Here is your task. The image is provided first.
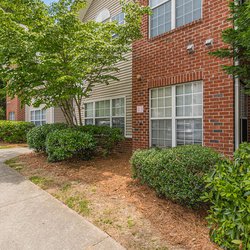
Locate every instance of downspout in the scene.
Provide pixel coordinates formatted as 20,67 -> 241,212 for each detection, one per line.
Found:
234,0 -> 240,150
234,75 -> 240,150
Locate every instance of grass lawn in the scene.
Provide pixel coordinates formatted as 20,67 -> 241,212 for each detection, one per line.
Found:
0,143 -> 28,149
7,152 -> 220,250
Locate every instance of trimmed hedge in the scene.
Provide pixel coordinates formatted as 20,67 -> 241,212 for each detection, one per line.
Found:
46,129 -> 96,162
77,125 -> 124,155
203,143 -> 250,250
27,123 -> 69,152
0,120 -> 35,143
131,145 -> 221,208
27,124 -> 124,155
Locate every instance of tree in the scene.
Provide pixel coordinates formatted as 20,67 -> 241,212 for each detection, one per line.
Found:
211,0 -> 250,90
0,79 -> 6,120
0,0 -> 150,125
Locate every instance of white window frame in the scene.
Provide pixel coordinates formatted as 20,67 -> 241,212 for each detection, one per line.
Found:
149,82 -> 203,148
84,96 -> 127,137
9,112 -> 15,121
30,109 -> 46,126
149,0 -> 203,38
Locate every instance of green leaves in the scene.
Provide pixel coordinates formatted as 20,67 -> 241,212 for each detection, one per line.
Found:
131,145 -> 222,208
0,0 -> 149,125
211,1 -> 250,87
203,143 -> 250,250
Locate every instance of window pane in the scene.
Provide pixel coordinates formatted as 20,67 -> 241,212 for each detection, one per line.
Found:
176,82 -> 203,118
112,117 -> 125,134
151,0 -> 172,37
112,98 -> 125,117
85,119 -> 94,125
95,118 -> 110,127
176,119 -> 202,145
176,0 -> 202,28
151,119 -> 172,148
95,100 -> 110,117
151,87 -> 172,118
85,103 -> 93,118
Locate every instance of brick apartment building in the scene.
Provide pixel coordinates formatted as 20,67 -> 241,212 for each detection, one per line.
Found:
6,0 -> 249,156
6,96 -> 25,121
132,0 -> 249,156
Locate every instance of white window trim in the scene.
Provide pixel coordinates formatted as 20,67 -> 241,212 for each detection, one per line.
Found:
30,108 -> 46,126
149,0 -> 203,38
149,82 -> 203,148
9,112 -> 15,121
84,96 -> 128,138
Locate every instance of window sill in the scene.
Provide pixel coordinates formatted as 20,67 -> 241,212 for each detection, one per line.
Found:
148,19 -> 203,42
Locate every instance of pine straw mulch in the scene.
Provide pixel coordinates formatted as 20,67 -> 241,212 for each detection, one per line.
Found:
15,152 -> 220,250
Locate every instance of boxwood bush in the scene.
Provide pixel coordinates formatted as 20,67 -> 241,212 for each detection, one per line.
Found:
131,145 -> 221,208
77,125 -> 124,155
27,123 -> 69,152
203,143 -> 250,250
46,129 -> 96,162
0,120 -> 35,143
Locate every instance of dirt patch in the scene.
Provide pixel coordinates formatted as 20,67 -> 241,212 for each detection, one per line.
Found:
14,152 -> 219,250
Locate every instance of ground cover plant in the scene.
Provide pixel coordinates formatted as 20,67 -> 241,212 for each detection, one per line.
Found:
131,145 -> 222,208
0,120 -> 34,143
203,143 -> 250,250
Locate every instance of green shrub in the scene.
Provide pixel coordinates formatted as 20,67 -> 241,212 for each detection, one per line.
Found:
27,123 -> 69,152
203,143 -> 250,250
0,120 -> 35,143
46,129 -> 96,162
131,145 -> 221,208
77,125 -> 124,155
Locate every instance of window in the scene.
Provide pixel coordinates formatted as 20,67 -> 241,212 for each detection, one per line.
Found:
30,109 -> 46,126
96,8 -> 111,23
9,112 -> 15,121
176,0 -> 202,27
111,12 -> 125,25
150,0 -> 202,37
150,81 -> 203,147
84,98 -> 125,134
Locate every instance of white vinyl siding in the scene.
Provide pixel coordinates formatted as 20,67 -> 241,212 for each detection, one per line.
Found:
81,0 -> 132,138
150,81 -> 203,147
150,0 -> 202,37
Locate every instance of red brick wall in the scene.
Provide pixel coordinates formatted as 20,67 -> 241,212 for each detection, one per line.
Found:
6,96 -> 25,121
132,0 -> 234,156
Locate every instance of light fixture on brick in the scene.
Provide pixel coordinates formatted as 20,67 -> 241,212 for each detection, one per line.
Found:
205,38 -> 214,47
187,44 -> 195,53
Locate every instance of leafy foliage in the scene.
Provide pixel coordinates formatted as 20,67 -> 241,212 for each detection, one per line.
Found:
46,129 -> 96,162
203,143 -> 250,250
0,0 -> 150,125
77,125 -> 124,155
131,145 -> 222,208
211,1 -> 250,88
0,80 -> 5,120
27,123 -> 69,152
0,120 -> 35,143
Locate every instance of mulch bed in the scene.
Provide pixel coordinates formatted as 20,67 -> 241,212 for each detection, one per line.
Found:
17,152 -> 220,250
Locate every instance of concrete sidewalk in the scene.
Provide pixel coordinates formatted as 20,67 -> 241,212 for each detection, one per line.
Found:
0,148 -> 125,250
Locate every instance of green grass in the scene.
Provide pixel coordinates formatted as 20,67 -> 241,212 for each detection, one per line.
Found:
127,217 -> 136,229
5,158 -> 24,171
29,176 -> 53,189
65,196 -> 90,216
60,183 -> 72,192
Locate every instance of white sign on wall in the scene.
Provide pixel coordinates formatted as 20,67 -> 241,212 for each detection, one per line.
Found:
137,105 -> 144,114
